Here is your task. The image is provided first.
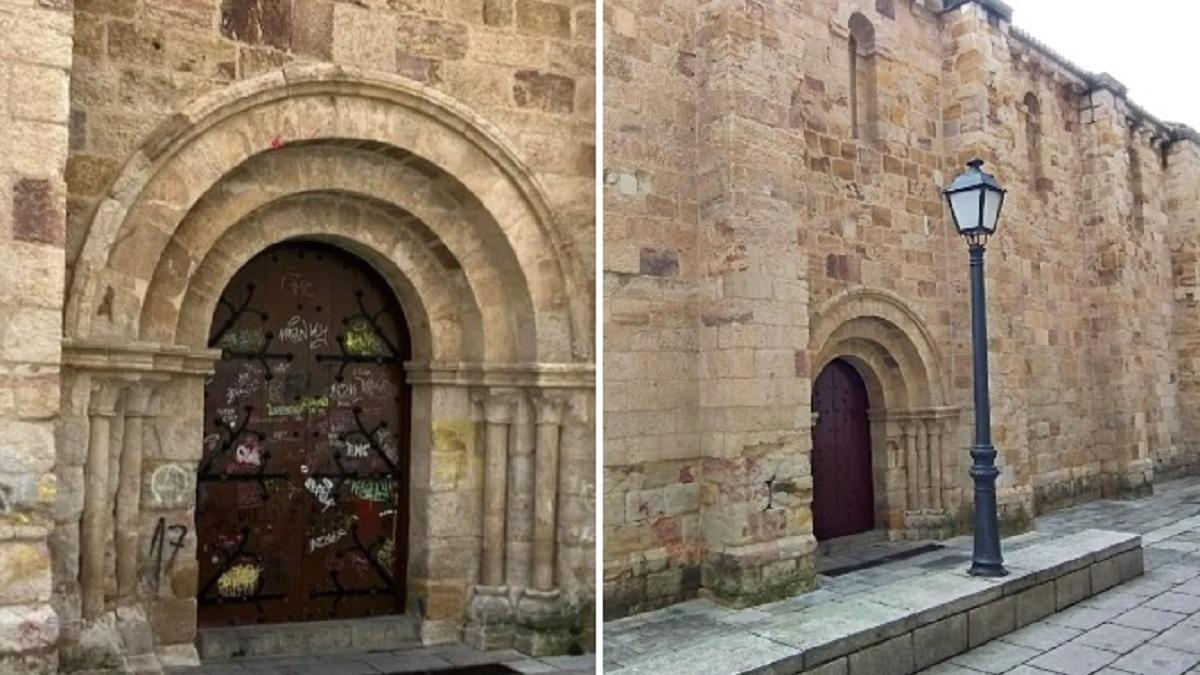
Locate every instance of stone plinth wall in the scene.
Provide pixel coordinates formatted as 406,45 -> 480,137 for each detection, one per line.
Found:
0,1 -> 73,673
603,0 -> 1200,618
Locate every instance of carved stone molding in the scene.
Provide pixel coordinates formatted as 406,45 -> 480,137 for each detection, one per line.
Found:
64,340 -> 220,378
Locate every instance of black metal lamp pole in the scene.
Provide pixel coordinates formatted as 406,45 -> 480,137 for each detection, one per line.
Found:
966,239 -> 1006,576
944,159 -> 1008,578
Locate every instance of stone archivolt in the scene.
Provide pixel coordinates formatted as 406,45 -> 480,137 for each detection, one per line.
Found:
53,66 -> 594,671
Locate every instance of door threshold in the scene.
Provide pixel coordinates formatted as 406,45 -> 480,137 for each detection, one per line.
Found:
198,614 -> 420,660
816,531 -> 945,577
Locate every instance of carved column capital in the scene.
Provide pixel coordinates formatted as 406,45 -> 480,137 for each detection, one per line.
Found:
88,379 -> 126,417
123,382 -> 161,418
531,392 -> 569,426
474,388 -> 519,424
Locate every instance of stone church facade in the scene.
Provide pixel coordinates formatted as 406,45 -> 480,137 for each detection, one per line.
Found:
604,0 -> 1200,617
0,0 -> 595,672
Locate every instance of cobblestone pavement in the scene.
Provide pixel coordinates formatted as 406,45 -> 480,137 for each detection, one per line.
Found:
171,645 -> 594,674
605,477 -> 1200,673
920,477 -> 1200,675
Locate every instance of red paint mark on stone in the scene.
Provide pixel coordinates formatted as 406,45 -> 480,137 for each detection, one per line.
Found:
651,517 -> 682,545
270,136 -> 285,150
678,465 -> 694,484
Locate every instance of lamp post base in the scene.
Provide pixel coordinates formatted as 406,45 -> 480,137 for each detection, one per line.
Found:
968,561 -> 1008,577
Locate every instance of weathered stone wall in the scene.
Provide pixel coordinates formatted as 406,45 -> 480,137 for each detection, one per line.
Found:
0,1 -> 73,672
603,0 -> 1200,618
67,0 -> 595,289
602,0 -> 703,617
19,0 -> 597,670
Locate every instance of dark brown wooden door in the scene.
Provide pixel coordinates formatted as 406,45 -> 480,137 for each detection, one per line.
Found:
198,241 -> 411,626
811,359 -> 875,541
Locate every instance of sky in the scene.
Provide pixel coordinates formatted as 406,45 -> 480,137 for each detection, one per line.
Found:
1002,0 -> 1200,130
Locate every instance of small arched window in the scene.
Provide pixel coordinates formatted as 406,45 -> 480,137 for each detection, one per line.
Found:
848,13 -> 878,142
1022,92 -> 1044,191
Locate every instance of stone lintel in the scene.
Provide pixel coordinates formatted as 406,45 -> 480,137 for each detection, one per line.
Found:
63,339 -> 220,377
406,360 -> 595,389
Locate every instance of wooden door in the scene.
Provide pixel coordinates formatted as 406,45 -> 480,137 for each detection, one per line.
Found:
197,241 -> 411,626
811,359 -> 875,541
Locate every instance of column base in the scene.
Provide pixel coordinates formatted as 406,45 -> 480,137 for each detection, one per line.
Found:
701,535 -> 817,608
513,589 -> 577,657
63,607 -> 161,674
904,509 -> 954,539
462,585 -> 514,650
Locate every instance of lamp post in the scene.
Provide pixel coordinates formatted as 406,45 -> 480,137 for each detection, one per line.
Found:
944,159 -> 1008,578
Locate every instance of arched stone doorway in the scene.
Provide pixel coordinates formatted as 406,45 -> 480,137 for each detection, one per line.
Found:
197,241 -> 412,626
808,288 -> 958,539
57,66 -> 594,670
811,359 -> 875,541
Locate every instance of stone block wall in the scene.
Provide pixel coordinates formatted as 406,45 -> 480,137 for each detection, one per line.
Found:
66,0 -> 595,300
602,0 -> 703,617
603,0 -> 1200,618
0,1 -> 73,672
14,0 -> 598,669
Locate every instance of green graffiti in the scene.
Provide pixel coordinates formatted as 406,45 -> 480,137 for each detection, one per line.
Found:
344,318 -> 384,356
350,478 -> 393,502
218,327 -> 266,352
267,394 -> 328,417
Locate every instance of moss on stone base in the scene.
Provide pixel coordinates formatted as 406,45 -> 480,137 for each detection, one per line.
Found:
702,553 -> 817,609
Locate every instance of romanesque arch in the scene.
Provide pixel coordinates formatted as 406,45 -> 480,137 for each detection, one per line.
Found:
57,65 -> 594,669
808,287 -> 957,535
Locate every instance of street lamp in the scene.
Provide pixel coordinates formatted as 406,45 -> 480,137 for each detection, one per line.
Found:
944,159 -> 1008,577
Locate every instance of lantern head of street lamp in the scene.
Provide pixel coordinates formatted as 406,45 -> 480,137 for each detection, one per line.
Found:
944,159 -> 1006,248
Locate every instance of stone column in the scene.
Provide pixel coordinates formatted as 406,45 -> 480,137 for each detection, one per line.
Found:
531,394 -> 565,591
506,395 -> 535,591
481,390 -> 516,587
115,384 -> 154,602
929,418 -> 944,512
515,393 -> 572,655
465,389 -> 518,649
81,381 -> 123,619
916,418 -> 930,510
902,419 -> 919,513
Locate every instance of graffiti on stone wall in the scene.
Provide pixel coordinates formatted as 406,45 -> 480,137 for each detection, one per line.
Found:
147,464 -> 194,509
148,516 -> 188,592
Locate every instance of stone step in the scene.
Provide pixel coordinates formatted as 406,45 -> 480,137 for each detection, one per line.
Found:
197,615 -> 421,660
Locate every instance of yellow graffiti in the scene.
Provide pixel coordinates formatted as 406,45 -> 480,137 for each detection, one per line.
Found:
217,563 -> 261,598
344,319 -> 384,356
299,394 -> 330,413
267,395 -> 328,417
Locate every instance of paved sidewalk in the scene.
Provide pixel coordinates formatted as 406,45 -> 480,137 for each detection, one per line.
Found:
605,477 -> 1200,674
171,644 -> 594,674
920,478 -> 1200,675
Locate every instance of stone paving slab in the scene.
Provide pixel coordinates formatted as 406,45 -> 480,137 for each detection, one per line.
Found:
170,645 -> 594,675
607,477 -> 1200,674
910,476 -> 1200,675
605,529 -> 1142,673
